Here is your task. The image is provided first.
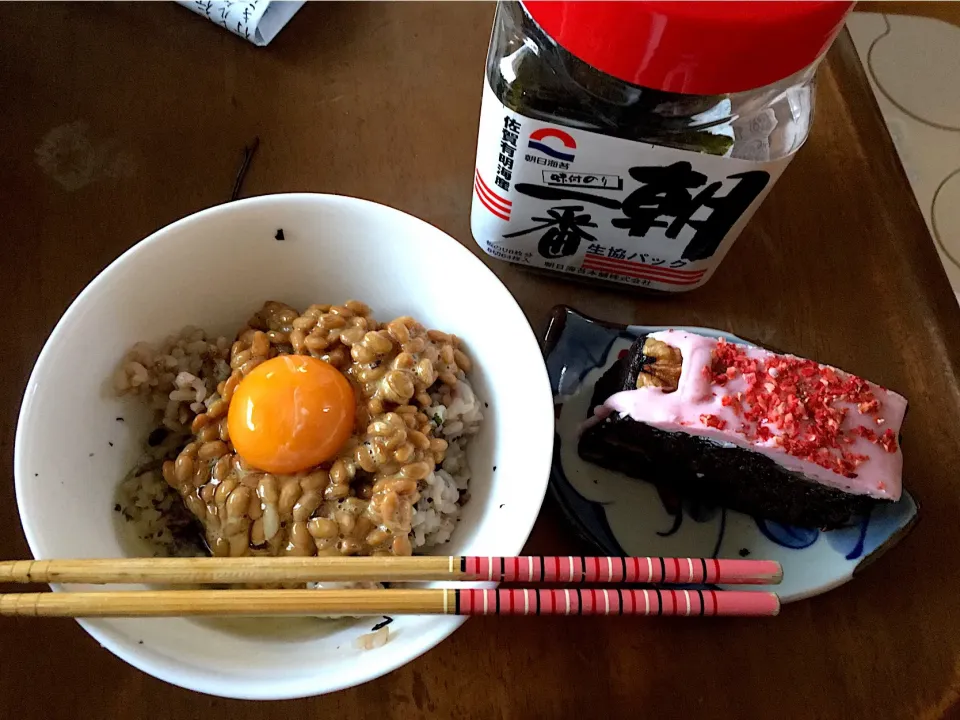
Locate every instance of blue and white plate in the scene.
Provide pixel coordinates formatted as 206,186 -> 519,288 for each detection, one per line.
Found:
544,306 -> 920,602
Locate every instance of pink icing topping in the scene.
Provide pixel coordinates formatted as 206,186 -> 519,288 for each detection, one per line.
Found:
598,331 -> 906,501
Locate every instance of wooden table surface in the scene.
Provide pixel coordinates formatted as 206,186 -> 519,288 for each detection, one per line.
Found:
2,3 -> 959,718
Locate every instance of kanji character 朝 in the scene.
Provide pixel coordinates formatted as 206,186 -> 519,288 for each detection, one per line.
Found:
611,162 -> 769,261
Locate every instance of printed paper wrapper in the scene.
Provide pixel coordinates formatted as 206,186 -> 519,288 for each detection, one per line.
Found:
177,1 -> 305,47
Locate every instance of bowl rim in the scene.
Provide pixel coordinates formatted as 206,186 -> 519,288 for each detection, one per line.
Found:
14,192 -> 555,700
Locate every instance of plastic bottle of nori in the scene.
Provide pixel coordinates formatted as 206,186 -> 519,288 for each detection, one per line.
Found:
470,1 -> 854,291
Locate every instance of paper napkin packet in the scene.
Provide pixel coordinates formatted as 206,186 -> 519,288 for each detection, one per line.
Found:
177,0 -> 305,46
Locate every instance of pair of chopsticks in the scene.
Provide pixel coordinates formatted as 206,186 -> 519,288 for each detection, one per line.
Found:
0,556 -> 781,618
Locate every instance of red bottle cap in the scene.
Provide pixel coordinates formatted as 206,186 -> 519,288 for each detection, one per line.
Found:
522,1 -> 855,95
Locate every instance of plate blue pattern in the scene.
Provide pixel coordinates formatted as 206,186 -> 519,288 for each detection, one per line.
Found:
544,306 -> 920,602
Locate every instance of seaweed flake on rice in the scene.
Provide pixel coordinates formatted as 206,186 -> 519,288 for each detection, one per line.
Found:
114,466 -> 207,557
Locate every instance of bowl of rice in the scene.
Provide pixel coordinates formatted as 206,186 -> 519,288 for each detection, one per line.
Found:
14,193 -> 554,699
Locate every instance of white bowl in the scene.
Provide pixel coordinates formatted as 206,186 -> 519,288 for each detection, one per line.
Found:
14,194 -> 554,699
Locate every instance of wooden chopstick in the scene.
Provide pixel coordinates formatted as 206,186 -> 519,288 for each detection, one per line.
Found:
0,556 -> 782,586
0,588 -> 780,618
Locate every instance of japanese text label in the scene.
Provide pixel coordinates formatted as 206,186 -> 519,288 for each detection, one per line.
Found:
471,79 -> 797,291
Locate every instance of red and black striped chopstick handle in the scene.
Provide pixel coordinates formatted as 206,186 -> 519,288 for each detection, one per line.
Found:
448,588 -> 779,617
458,556 -> 781,585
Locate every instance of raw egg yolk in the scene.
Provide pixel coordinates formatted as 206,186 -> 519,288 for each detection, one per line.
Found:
227,355 -> 355,474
